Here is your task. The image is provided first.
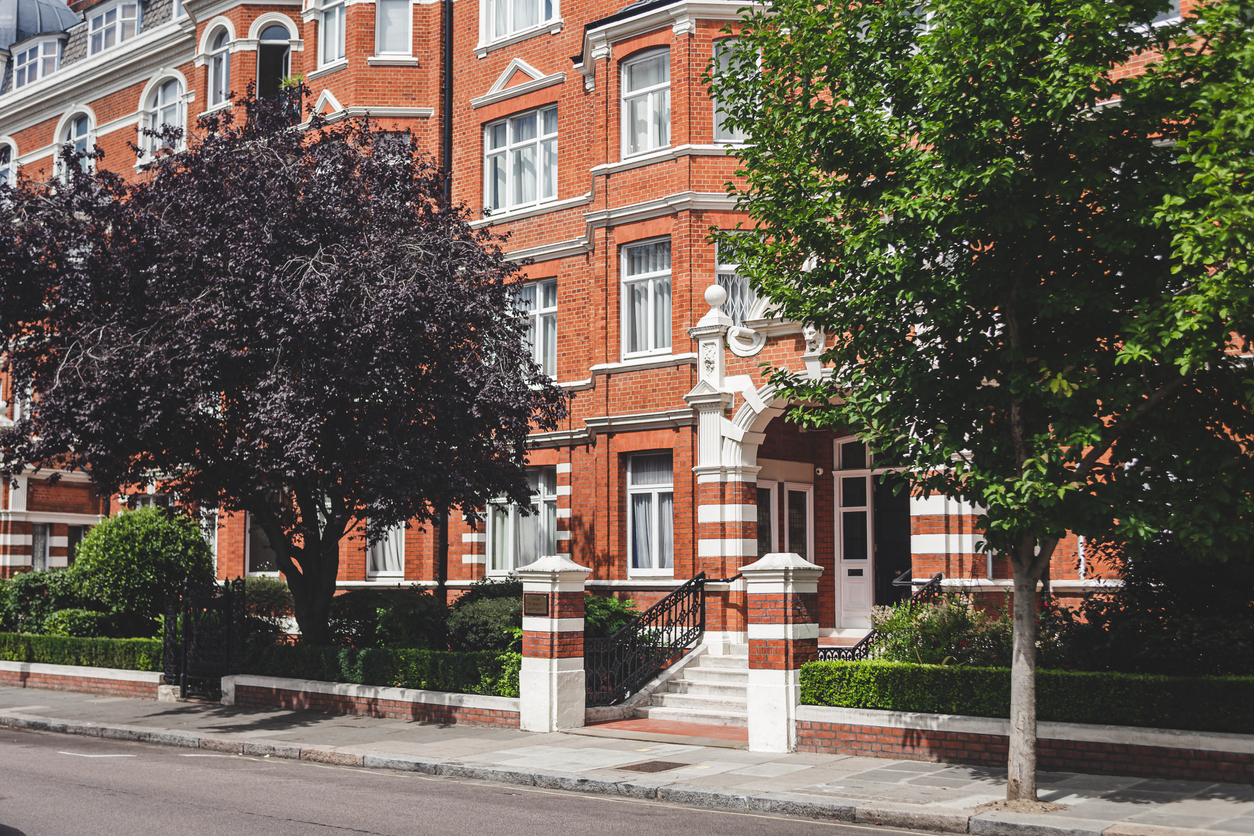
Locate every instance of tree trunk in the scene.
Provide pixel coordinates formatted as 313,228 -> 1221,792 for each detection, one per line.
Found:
285,542 -> 341,646
434,508 -> 449,610
1006,535 -> 1057,801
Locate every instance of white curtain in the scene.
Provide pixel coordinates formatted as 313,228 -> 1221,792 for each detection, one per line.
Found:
658,492 -> 673,569
632,494 -> 654,569
653,275 -> 671,349
629,282 -> 649,353
378,0 -> 409,53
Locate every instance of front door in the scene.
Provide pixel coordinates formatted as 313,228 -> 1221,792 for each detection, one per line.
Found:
834,440 -> 912,627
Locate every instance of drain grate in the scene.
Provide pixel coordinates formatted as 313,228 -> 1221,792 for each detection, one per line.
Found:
617,760 -> 689,773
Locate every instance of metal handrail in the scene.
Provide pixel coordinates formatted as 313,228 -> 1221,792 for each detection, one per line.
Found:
816,572 -> 944,662
584,570 -> 743,707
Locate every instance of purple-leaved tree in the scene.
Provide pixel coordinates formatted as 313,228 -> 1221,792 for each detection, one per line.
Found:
0,89 -> 568,644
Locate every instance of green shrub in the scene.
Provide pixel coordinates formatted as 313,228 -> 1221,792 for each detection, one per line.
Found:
800,660 -> 1254,734
43,609 -> 114,638
447,597 -> 522,652
242,643 -> 519,696
455,576 -> 523,609
241,576 -> 295,648
0,570 -> 84,635
68,507 -> 215,637
585,594 -> 638,638
871,594 -> 1012,666
328,586 -> 447,649
0,632 -> 162,671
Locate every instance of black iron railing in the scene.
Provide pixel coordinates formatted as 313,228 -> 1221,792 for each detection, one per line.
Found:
816,571 -> 944,662
164,577 -> 245,699
585,571 -> 741,707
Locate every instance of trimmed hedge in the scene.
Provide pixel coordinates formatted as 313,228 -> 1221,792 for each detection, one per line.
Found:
243,644 -> 521,698
0,632 -> 163,671
800,660 -> 1254,734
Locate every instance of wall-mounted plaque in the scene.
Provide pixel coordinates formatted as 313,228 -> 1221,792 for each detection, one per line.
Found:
522,593 -> 549,617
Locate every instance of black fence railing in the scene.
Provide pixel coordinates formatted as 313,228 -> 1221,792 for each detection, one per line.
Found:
585,571 -> 742,707
816,571 -> 944,662
164,577 -> 245,699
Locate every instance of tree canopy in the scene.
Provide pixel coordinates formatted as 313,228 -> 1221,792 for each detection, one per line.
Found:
0,90 -> 567,643
710,0 -> 1254,800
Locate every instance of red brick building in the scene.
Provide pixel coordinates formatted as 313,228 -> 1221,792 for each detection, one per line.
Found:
0,0 -> 1131,639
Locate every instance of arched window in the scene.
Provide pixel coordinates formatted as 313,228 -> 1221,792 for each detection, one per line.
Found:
208,29 -> 231,107
60,114 -> 92,181
145,78 -> 184,155
257,25 -> 292,99
0,142 -> 15,187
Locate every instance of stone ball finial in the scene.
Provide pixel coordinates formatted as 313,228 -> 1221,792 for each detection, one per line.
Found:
705,284 -> 728,310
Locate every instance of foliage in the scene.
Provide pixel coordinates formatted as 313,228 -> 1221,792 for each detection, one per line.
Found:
1051,537 -> 1254,676
245,575 -> 295,621
446,597 -> 522,652
42,609 -> 114,638
0,632 -> 162,671
0,86 -> 567,644
242,644 -> 521,697
67,507 -> 214,637
710,0 -> 1254,796
0,570 -> 85,635
584,594 -> 638,639
454,576 -> 523,610
800,660 -> 1254,735
872,595 -> 1012,667
328,587 -> 447,649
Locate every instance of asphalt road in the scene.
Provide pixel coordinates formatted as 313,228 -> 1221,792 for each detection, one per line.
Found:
0,728 -> 918,836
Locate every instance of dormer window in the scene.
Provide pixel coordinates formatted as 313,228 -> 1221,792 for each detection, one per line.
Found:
15,40 -> 59,89
90,3 -> 139,55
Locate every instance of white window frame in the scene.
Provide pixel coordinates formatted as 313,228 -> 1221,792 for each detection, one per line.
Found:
712,39 -> 747,144
483,105 -> 558,213
208,28 -> 232,108
518,279 -> 557,378
782,481 -> 815,562
376,0 -> 413,56
320,0 -> 347,66
1151,0 -> 1182,25
486,0 -> 557,44
715,238 -> 759,328
89,2 -> 140,56
200,508 -> 219,575
621,48 -> 670,158
621,238 -> 672,358
30,523 -> 50,571
755,479 -> 778,557
245,513 -> 280,575
144,78 -> 185,157
0,141 -> 16,188
627,453 -> 674,576
487,466 -> 557,575
14,40 -> 59,90
59,113 -> 94,182
367,523 -> 406,580
256,24 -> 294,99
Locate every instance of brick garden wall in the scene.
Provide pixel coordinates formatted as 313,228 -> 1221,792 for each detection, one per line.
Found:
0,663 -> 161,699
231,680 -> 520,729
796,709 -> 1254,785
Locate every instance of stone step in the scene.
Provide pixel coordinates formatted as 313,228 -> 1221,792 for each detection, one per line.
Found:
681,667 -> 749,686
662,680 -> 747,698
650,692 -> 747,712
695,654 -> 750,670
634,705 -> 749,727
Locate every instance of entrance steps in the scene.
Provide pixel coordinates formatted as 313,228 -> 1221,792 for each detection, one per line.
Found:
633,645 -> 749,727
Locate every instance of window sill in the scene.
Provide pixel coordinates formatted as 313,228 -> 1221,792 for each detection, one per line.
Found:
307,59 -> 348,80
367,55 -> 419,66
620,349 -> 674,364
366,574 -> 406,582
474,19 -> 563,59
197,101 -> 232,119
628,569 -> 675,579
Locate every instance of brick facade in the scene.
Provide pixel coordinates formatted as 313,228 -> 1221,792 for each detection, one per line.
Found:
0,0 -> 1151,629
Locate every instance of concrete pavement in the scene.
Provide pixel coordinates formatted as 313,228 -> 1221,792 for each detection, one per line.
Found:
3,685 -> 1254,836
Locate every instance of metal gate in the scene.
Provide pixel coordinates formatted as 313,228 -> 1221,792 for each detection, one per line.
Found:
163,577 -> 245,699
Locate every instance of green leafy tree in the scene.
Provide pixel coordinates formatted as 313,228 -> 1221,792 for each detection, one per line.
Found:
68,507 -> 215,636
711,0 -> 1254,800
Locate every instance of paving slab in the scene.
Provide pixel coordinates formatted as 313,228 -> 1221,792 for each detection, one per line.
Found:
2,684 -> 1252,836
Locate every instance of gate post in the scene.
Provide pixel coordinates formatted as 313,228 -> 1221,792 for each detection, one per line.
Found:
516,554 -> 592,733
739,552 -> 823,753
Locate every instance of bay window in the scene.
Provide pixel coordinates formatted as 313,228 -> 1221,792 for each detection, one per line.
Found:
484,106 -> 557,213
488,466 -> 557,573
622,239 -> 671,357
628,453 -> 673,573
622,50 -> 670,157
